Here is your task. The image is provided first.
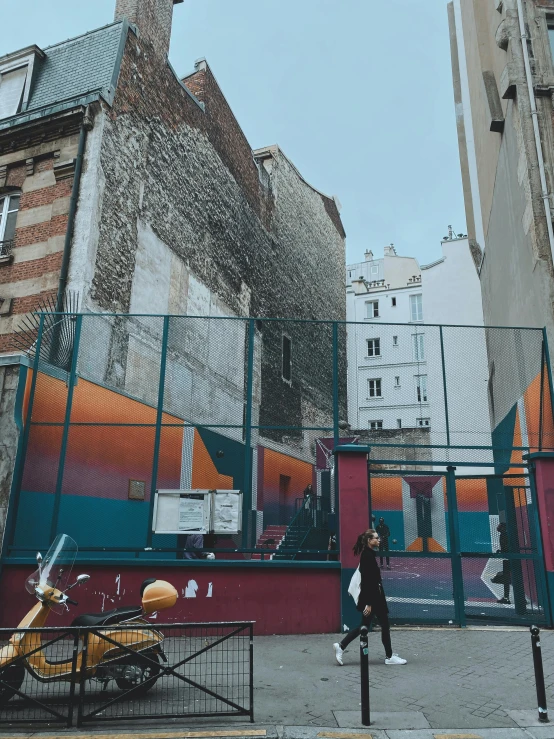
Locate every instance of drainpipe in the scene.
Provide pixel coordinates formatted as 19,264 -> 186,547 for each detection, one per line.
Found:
516,0 -> 554,263
55,106 -> 94,312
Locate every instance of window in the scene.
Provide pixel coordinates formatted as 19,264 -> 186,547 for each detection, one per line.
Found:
392,335 -> 398,346
415,375 -> 428,402
394,376 -> 400,387
366,300 -> 379,318
416,417 -> 430,428
412,333 -> 425,361
397,419 -> 402,429
367,338 -> 381,357
410,293 -> 423,322
282,334 -> 292,382
0,67 -> 27,119
391,297 -> 397,307
369,420 -> 383,430
370,265 -> 379,277
549,27 -> 554,60
0,193 -> 20,245
368,378 -> 382,398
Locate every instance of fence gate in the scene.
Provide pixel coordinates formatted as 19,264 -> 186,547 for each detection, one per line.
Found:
368,467 -> 551,627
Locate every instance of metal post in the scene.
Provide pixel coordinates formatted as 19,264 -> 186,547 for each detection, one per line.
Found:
542,328 -> 554,438
360,625 -> 370,726
249,623 -> 255,723
50,313 -> 83,543
439,325 -> 451,447
146,315 -> 170,547
445,466 -> 466,627
332,322 -> 339,447
539,336 -> 545,452
242,319 -> 255,547
530,625 -> 549,723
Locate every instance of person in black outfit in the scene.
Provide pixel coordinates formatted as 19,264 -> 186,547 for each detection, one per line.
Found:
333,529 -> 407,666
495,522 -> 511,604
376,517 -> 391,568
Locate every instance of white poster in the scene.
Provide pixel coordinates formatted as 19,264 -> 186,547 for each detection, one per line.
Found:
178,498 -> 205,531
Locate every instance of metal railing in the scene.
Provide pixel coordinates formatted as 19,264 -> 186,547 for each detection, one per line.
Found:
0,622 -> 254,727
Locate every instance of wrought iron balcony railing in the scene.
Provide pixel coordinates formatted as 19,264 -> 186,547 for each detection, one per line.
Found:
0,239 -> 14,260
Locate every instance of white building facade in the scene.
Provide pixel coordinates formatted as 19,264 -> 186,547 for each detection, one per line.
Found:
346,239 -> 490,456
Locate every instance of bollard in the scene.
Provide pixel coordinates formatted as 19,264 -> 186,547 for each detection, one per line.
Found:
530,625 -> 549,723
360,625 -> 370,726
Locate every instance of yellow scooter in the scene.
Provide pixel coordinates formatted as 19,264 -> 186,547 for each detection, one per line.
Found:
0,534 -> 178,703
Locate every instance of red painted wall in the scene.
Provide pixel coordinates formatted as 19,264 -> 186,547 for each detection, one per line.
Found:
337,451 -> 369,569
533,457 -> 554,572
0,565 -> 341,636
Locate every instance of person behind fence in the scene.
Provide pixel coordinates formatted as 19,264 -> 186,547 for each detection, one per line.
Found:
491,522 -> 511,604
327,530 -> 337,561
376,516 -> 391,569
183,533 -> 216,560
333,529 -> 407,666
303,483 -> 314,509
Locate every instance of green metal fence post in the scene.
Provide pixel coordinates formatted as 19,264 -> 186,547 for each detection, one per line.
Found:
332,321 -> 340,544
332,322 -> 339,447
445,466 -> 466,626
542,328 -> 554,448
146,315 -> 170,547
242,319 -> 255,547
50,313 -> 83,542
439,326 -> 451,447
5,313 -> 46,552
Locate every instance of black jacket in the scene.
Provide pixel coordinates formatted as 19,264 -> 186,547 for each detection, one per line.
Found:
357,547 -> 388,613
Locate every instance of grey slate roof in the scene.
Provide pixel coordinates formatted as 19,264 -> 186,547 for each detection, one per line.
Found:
0,21 -> 127,130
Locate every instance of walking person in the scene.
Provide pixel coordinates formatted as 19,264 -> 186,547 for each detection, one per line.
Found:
376,516 -> 391,568
333,530 -> 407,666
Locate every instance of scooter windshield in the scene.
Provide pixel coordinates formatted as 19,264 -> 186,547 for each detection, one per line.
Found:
25,534 -> 78,606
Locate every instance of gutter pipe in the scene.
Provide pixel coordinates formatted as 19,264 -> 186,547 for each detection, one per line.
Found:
55,107 -> 93,312
516,0 -> 554,263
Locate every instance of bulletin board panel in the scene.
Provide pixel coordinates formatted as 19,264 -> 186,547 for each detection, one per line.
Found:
152,489 -> 242,534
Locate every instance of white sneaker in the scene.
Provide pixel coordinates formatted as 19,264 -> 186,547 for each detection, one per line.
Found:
385,653 -> 407,665
333,642 -> 344,666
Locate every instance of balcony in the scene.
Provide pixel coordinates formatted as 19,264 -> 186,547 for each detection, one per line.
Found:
0,239 -> 14,265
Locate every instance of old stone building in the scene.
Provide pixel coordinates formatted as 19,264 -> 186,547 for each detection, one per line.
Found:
0,0 -> 345,547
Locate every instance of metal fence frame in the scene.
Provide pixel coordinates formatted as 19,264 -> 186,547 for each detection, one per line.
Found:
4,313 -> 553,562
0,621 -> 254,728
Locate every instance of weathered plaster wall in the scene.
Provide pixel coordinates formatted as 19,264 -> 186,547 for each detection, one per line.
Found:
0,364 -> 20,547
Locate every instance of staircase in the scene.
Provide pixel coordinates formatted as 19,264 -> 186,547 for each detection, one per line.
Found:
251,525 -> 287,560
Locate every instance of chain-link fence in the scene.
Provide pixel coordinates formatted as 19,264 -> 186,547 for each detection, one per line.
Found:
5,313 -> 552,561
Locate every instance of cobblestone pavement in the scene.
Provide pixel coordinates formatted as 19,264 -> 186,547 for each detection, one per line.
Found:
253,627 -> 554,730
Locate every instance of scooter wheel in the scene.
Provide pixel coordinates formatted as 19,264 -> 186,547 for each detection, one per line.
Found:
115,650 -> 161,697
0,662 -> 25,704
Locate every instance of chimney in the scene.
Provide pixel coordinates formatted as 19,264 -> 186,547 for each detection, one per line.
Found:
384,243 -> 397,257
364,249 -> 374,261
114,0 -> 183,58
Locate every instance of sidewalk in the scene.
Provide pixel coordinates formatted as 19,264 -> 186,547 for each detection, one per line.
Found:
1,627 -> 554,739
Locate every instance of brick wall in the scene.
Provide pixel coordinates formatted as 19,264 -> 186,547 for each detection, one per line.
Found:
0,140 -> 77,353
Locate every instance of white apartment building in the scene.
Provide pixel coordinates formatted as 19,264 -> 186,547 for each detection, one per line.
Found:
346,238 -> 490,455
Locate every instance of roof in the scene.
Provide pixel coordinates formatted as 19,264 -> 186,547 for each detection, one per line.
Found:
0,21 -> 127,131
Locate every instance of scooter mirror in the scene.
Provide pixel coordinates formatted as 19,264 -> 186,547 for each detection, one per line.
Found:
36,552 -> 42,564
76,574 -> 90,583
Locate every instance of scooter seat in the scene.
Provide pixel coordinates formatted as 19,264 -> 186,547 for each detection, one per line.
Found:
71,605 -> 143,627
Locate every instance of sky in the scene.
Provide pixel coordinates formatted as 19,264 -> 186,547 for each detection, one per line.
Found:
0,0 -> 467,267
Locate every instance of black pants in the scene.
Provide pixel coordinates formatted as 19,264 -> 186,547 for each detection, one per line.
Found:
379,541 -> 390,566
339,609 -> 392,659
502,559 -> 511,599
